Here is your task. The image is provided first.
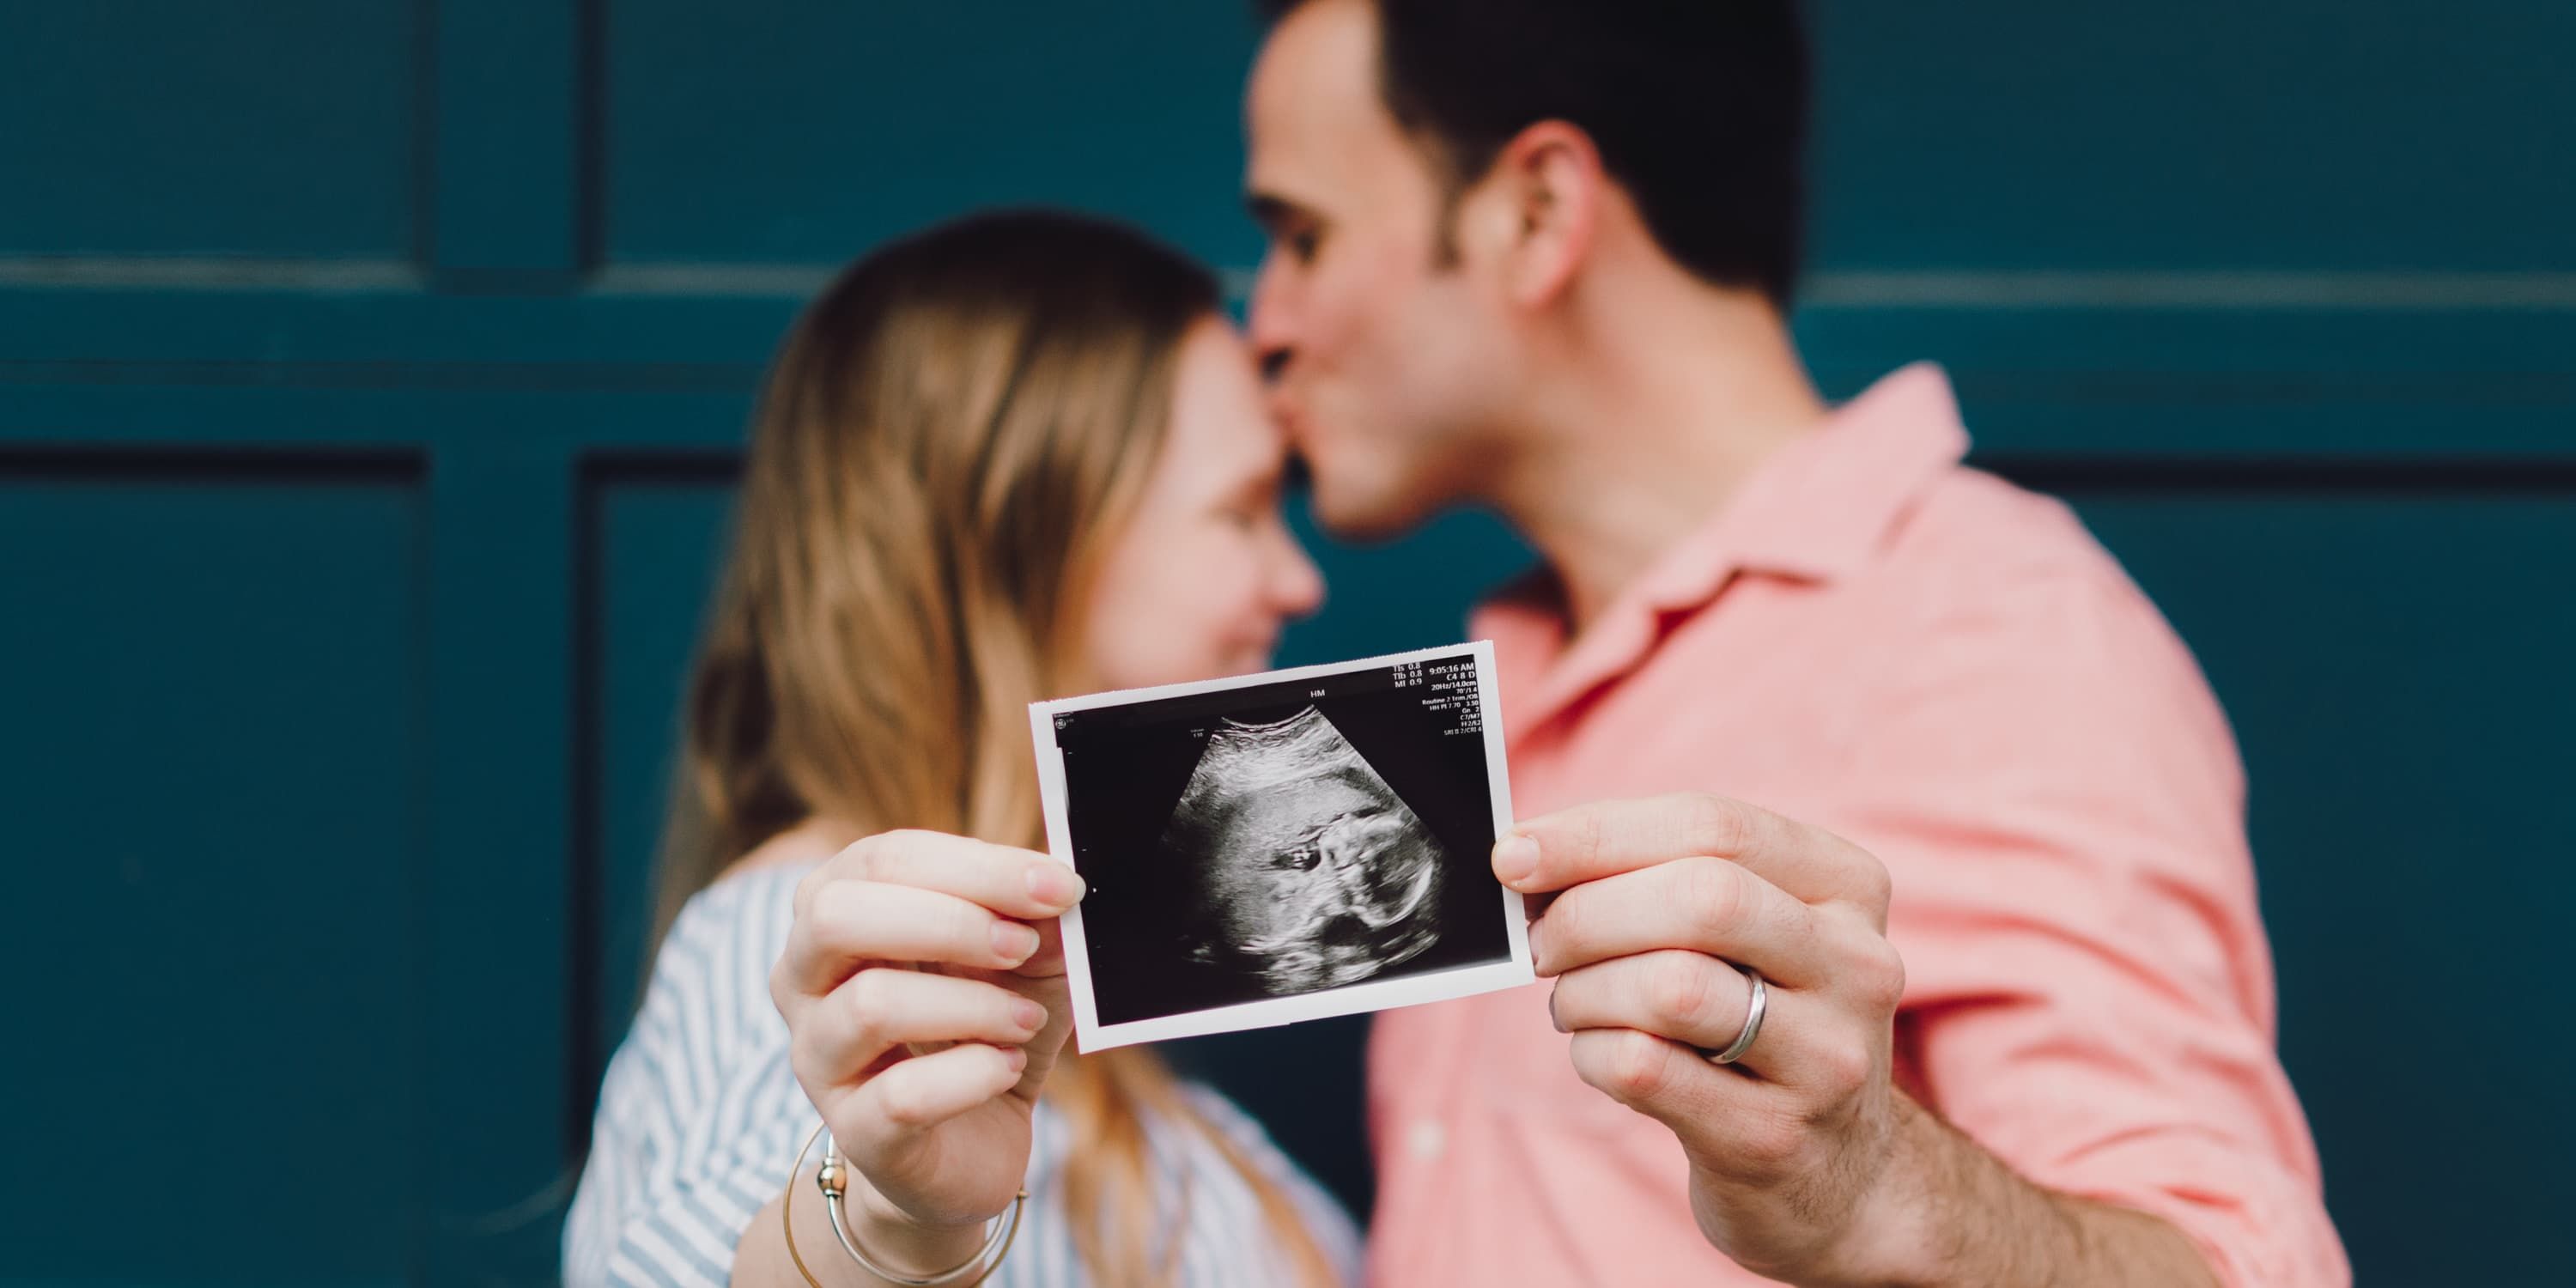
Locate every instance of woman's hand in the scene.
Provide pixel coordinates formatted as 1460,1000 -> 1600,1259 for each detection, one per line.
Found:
771,829 -> 1085,1239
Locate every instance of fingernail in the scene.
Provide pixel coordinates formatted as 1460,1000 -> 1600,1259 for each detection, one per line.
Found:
993,921 -> 1041,963
1493,834 -> 1540,887
1026,861 -> 1084,908
1004,1046 -> 1029,1072
1012,998 -> 1048,1034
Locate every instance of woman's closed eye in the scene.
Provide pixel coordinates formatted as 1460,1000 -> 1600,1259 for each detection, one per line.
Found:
1217,475 -> 1279,532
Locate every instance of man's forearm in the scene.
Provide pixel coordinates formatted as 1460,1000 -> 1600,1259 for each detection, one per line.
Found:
1829,1095 -> 2220,1288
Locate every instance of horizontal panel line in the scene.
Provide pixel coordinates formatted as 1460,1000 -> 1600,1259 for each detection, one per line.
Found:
0,360 -> 762,391
7,262 -> 2573,311
0,258 -> 426,292
583,447 -> 2576,497
600,264 -> 2576,312
580,449 -> 742,485
586,263 -> 838,296
1982,453 -> 2576,494
9,362 -> 2567,404
1911,369 -> 2576,407
1804,270 -> 2576,311
0,443 -> 426,483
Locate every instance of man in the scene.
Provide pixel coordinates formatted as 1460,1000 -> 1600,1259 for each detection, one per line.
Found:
1242,2 -> 2348,1285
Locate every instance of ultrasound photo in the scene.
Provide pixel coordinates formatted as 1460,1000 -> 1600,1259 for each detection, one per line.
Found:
1032,642 -> 1532,1050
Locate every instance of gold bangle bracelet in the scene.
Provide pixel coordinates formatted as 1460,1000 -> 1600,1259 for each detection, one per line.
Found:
782,1121 -> 1027,1288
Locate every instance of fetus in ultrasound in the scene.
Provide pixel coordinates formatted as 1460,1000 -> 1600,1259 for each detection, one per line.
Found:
1160,706 -> 1444,994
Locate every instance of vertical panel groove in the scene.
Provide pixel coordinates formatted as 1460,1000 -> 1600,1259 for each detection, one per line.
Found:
412,0 -> 440,275
574,0 -> 608,277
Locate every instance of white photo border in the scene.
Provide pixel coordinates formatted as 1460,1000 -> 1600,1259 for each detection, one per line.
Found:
1030,640 -> 1532,1052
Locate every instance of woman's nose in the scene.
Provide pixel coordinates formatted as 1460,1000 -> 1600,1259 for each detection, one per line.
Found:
1271,534 -> 1326,617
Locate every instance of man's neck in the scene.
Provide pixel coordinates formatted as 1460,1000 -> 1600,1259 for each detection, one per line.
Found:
1488,283 -> 1826,637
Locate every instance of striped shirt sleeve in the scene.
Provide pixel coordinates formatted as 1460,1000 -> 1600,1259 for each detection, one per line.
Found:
563,863 -> 1363,1288
565,868 -> 811,1288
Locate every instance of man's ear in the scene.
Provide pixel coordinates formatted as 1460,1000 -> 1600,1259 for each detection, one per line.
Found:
1460,120 -> 1603,308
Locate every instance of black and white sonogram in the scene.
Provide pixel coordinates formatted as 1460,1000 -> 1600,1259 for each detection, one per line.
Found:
1162,704 -> 1443,993
1031,641 -> 1532,1051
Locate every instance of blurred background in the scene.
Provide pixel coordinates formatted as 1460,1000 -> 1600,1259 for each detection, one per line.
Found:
3,2 -> 2570,1284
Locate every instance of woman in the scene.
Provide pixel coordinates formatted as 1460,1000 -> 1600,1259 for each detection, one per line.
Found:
564,210 -> 1351,1287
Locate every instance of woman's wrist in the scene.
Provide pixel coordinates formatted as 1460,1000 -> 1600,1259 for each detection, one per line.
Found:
842,1176 -> 993,1280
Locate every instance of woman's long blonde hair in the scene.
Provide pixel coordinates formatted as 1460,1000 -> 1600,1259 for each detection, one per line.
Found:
655,210 -> 1338,1288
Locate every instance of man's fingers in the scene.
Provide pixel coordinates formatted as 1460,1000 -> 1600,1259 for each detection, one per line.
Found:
1528,855 -> 1830,986
795,969 -> 1047,1084
798,829 -> 1084,923
843,1043 -> 1030,1145
1567,1029 -> 1822,1184
1566,1026 -> 1726,1122
1551,954 -> 1855,1088
1498,793 -> 1889,914
1549,949 -> 1753,1051
1497,793 -> 1777,888
787,880 -> 1045,989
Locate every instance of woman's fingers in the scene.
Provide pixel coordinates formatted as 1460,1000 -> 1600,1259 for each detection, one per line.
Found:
784,880 -> 1042,991
795,968 -> 1047,1084
843,1042 -> 1030,1145
799,830 -> 1084,924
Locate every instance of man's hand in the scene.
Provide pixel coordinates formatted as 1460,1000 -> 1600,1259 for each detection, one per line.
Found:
1498,793 -> 2218,1288
1498,793 -> 1907,1282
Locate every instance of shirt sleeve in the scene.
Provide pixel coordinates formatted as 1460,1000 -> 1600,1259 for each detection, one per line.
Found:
1829,554 -> 2348,1288
563,872 -> 812,1288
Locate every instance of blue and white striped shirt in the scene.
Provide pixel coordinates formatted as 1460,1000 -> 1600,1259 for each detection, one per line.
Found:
564,864 -> 1362,1288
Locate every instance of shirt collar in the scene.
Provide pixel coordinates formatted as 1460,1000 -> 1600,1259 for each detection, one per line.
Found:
1479,363 -> 1972,732
1634,361 -> 1971,610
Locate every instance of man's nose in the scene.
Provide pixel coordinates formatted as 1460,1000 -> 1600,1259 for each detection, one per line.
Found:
1246,258 -> 1296,383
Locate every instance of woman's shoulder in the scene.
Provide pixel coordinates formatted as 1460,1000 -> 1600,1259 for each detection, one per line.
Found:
728,817 -> 855,877
637,855 -> 822,1060
660,821 -> 848,964
662,861 -> 808,963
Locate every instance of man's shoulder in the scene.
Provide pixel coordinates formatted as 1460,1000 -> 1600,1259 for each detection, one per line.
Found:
1875,465 -> 2225,723
1878,464 -> 2148,611
1905,465 -> 2104,568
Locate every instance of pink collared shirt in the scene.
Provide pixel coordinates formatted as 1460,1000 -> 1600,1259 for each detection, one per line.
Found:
1364,366 -> 2348,1287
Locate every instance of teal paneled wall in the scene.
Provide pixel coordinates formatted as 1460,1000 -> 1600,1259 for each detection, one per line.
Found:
605,2 -> 1267,269
0,2 -> 420,258
2,3 -> 2568,1285
1,469 -> 425,1284
1806,2 -> 2576,271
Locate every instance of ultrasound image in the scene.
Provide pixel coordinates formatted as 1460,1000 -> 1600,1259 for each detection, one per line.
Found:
1052,655 -> 1512,1028
1160,706 -> 1445,993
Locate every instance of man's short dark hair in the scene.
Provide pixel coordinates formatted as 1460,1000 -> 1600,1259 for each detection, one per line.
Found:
1257,0 -> 1809,307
